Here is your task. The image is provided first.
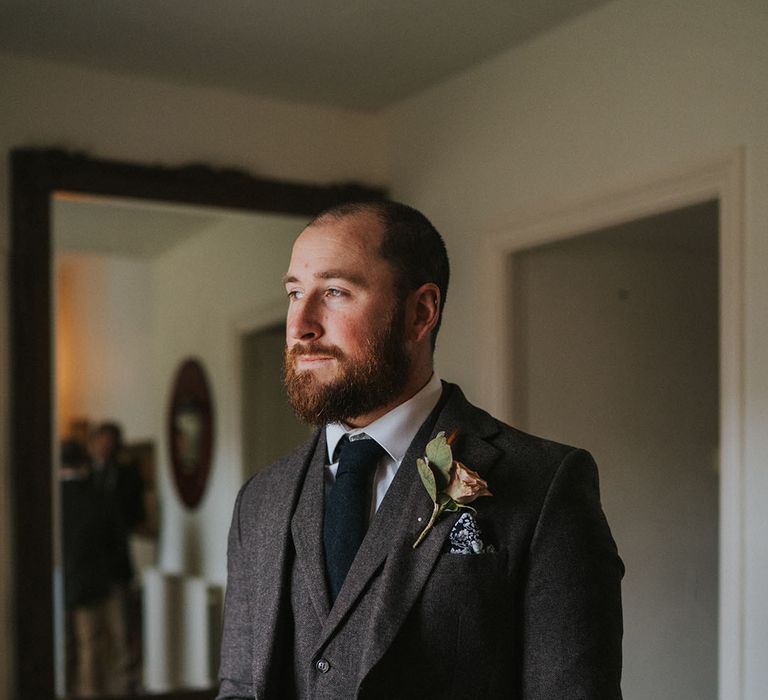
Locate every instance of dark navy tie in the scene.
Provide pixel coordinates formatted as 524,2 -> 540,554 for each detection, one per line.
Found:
323,435 -> 385,603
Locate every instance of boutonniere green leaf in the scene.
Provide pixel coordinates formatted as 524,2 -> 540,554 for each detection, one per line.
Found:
413,430 -> 492,548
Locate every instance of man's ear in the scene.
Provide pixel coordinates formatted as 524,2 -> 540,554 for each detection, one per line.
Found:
408,283 -> 441,343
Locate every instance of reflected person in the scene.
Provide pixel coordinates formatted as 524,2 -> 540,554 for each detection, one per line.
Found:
218,201 -> 624,699
88,421 -> 144,694
60,439 -> 113,697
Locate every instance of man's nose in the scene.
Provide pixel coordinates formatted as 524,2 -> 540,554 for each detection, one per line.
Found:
287,297 -> 323,342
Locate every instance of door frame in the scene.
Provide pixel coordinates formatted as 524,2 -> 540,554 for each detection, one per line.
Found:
233,299 -> 288,477
482,150 -> 745,700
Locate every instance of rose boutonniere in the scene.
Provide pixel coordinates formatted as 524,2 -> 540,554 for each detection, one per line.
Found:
412,429 -> 492,549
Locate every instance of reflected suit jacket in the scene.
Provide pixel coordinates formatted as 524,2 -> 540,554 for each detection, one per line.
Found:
217,383 -> 624,699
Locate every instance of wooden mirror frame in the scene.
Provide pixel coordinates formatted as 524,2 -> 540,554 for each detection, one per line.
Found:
10,148 -> 384,699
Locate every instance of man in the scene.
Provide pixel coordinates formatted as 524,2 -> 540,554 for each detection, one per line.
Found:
88,422 -> 145,694
218,201 -> 623,699
60,438 -> 113,697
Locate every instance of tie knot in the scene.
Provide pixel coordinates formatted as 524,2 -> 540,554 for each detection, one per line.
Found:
334,435 -> 384,475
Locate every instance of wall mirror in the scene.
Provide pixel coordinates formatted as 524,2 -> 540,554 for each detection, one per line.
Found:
10,148 -> 383,699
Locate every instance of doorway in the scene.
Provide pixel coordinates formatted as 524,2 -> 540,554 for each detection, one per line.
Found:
241,324 -> 310,478
510,201 -> 719,699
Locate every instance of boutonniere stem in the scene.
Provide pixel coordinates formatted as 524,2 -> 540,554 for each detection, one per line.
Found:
413,429 -> 492,549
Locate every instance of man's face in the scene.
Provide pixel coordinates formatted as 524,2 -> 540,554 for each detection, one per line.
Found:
283,212 -> 411,425
88,430 -> 114,462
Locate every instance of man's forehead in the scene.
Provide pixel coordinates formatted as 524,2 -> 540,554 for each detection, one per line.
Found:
285,212 -> 391,285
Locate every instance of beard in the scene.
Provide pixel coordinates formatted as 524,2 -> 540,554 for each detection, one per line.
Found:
283,303 -> 411,426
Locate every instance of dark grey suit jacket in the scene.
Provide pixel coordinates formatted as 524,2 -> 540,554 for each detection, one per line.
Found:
218,383 -> 623,699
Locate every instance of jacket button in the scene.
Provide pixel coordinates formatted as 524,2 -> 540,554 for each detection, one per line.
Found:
316,658 -> 331,673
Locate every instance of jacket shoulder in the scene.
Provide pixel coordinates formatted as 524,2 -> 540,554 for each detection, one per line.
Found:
447,389 -> 596,506
492,418 -> 581,468
444,382 -> 581,469
236,430 -> 320,507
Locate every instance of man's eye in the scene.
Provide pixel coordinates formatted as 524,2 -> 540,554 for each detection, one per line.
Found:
326,288 -> 345,297
287,289 -> 303,300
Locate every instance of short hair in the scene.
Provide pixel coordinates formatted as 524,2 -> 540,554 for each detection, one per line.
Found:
309,200 -> 450,348
93,421 -> 123,449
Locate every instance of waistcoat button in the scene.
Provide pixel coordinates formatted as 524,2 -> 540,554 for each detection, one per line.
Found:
316,658 -> 331,673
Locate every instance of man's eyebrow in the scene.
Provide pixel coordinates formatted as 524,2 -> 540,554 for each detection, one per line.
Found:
282,270 -> 368,287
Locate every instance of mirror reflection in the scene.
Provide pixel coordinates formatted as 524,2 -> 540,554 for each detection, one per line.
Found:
52,194 -> 309,696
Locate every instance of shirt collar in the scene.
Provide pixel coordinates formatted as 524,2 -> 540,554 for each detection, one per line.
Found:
325,372 -> 443,465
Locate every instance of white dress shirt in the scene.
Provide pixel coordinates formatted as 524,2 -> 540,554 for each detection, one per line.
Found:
324,372 -> 443,519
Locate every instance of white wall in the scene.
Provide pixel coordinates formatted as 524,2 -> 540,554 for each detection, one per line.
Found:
0,51 -> 388,696
0,52 -> 389,209
54,252 -> 155,441
385,0 -> 768,696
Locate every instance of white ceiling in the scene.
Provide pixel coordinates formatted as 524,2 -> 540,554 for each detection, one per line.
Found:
53,194 -> 306,258
53,194 -> 231,257
0,0 -> 612,111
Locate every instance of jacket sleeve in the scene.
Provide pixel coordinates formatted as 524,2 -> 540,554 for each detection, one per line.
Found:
217,486 -> 256,699
522,448 -> 624,699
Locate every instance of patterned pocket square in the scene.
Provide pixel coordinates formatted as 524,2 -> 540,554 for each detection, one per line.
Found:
448,511 -> 494,554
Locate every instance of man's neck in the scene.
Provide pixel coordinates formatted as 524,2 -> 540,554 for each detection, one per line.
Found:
343,366 -> 434,429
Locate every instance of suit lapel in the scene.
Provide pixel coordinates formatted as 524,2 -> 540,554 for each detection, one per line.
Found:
291,432 -> 332,621
314,383 -> 503,664
358,386 -> 502,674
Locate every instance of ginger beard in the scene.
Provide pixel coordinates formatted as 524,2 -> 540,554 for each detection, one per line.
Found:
283,299 -> 411,426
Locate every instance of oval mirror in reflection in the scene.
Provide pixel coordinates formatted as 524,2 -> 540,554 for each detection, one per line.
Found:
168,358 -> 214,510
